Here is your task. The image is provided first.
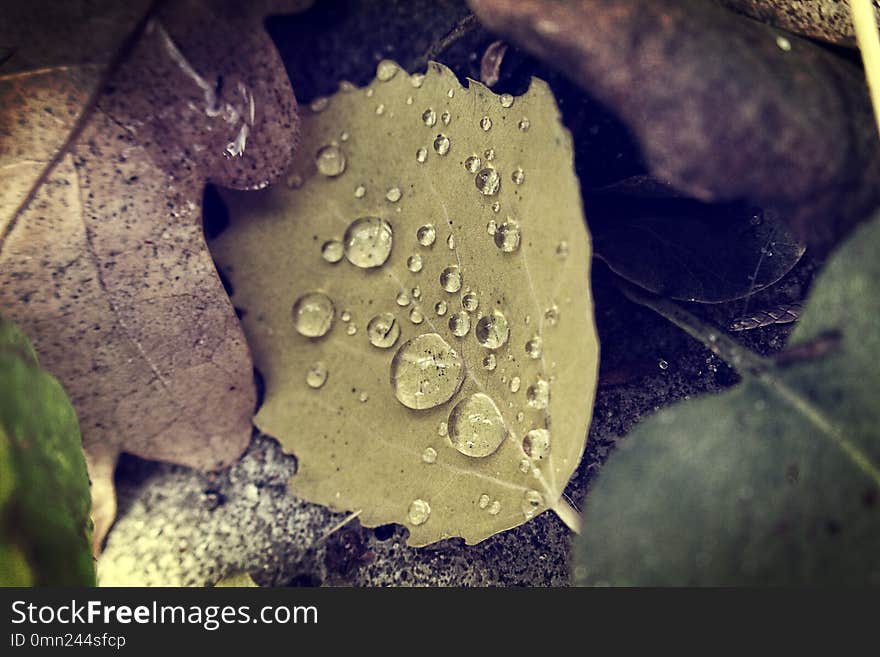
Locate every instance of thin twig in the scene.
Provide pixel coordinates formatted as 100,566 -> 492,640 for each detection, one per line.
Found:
413,14 -> 479,71
316,509 -> 363,543
852,0 -> 880,136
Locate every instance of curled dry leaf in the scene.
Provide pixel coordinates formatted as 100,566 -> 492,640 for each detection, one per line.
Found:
0,0 -> 305,550
212,61 -> 598,545
468,0 -> 880,247
480,40 -> 509,87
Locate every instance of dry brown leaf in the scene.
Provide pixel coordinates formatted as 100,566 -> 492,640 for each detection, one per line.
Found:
0,0 -> 305,550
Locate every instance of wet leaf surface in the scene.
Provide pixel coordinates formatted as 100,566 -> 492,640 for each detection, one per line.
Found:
573,213 -> 880,586
212,61 -> 598,545
0,318 -> 94,586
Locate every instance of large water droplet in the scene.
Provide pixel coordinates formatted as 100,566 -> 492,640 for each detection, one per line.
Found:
422,108 -> 437,126
475,168 -> 501,195
475,310 -> 510,349
343,216 -> 393,268
305,361 -> 328,388
315,144 -> 346,177
448,311 -> 471,337
292,292 -> 335,338
521,490 -> 544,519
376,59 -> 399,81
433,134 -> 451,156
390,333 -> 465,410
494,220 -> 521,253
440,265 -> 462,293
526,379 -> 550,409
367,313 -> 400,349
465,155 -> 481,173
448,393 -> 508,458
407,254 -> 423,272
417,224 -> 436,247
321,240 -> 343,263
408,499 -> 431,525
523,428 -> 550,459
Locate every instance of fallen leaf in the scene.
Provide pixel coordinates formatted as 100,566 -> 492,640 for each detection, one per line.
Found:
573,212 -> 880,585
0,317 -> 94,586
0,0 -> 305,550
468,0 -> 880,247
212,61 -> 598,545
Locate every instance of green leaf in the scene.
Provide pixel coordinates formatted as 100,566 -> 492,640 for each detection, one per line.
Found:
0,317 -> 94,586
573,214 -> 880,586
212,61 -> 598,545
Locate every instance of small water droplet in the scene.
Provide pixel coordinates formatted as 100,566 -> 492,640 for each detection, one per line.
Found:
521,490 -> 544,519
422,108 -> 437,126
478,494 -> 490,509
359,391 -> 369,402
658,359 -> 669,370
411,286 -> 421,299
406,96 -> 413,105
433,134 -> 451,155
446,234 -> 455,250
416,147 -> 428,163
385,187 -> 402,202
447,88 -> 455,98
341,310 -> 352,322
776,35 -> 792,51
306,361 -> 328,388
465,155 -> 482,173
441,110 -> 451,125
365,88 -> 374,98
408,499 -> 431,525
509,376 -> 521,393
438,420 -> 448,437
486,219 -> 497,235
448,393 -> 508,457
321,240 -> 344,263
480,116 -> 493,131
435,300 -> 447,316
417,224 -> 437,247
518,117 -> 530,131
482,354 -> 497,371
396,291 -> 410,306
544,305 -> 559,326
491,201 -> 501,213
526,379 -> 550,409
390,333 -> 465,410
292,292 -> 335,338
488,500 -> 501,515
286,173 -> 304,189
484,148 -> 496,161
407,254 -> 423,272
462,292 -> 479,312
411,73 -> 425,88
516,411 -> 524,422
309,96 -> 330,112
494,219 -> 521,253
440,265 -> 462,293
376,59 -> 399,81
354,184 -> 366,198
340,131 -> 350,142
346,324 -> 357,336
315,144 -> 346,177
367,313 -> 400,349
339,81 -> 357,93
525,336 -> 543,359
448,311 -> 471,337
499,93 -> 514,108
519,458 -> 530,474
475,168 -> 501,195
343,216 -> 393,268
475,311 -> 510,349
511,167 -> 525,185
556,241 -> 569,259
375,103 -> 385,115
409,307 -> 424,324
523,428 -> 550,459
421,447 -> 437,464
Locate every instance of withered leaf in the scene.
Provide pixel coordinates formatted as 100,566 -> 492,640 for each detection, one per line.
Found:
0,0 -> 305,549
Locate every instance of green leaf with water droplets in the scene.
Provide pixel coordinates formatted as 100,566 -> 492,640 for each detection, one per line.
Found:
211,61 -> 598,545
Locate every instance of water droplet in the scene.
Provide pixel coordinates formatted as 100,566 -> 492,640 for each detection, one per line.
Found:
306,361 -> 328,388
315,144 -> 346,177
488,500 -> 501,515
441,110 -> 451,125
518,117 -> 530,131
475,311 -> 509,349
411,286 -> 421,299
406,96 -> 413,105
464,155 -> 481,173
519,458 -> 530,474
407,254 -> 423,272
516,411 -> 524,422
511,167 -> 525,185
776,35 -> 792,51
341,310 -> 352,322
544,305 -> 559,326
658,359 -> 669,370
309,96 -> 330,112
509,376 -> 521,393
408,499 -> 431,525
491,201 -> 501,213
440,265 -> 462,293
480,116 -> 493,131
482,354 -> 497,371
292,292 -> 335,338
417,224 -> 436,247
448,311 -> 471,337
526,379 -> 550,409
339,81 -> 357,93
494,220 -> 521,253
367,313 -> 400,349
447,88 -> 455,98
422,108 -> 437,126
433,134 -> 451,155
525,336 -> 543,359
411,73 -> 425,88
321,240 -> 343,263
448,393 -> 508,457
409,307 -> 424,324
434,300 -> 448,316
396,291 -> 410,306
486,220 -> 497,235
462,292 -> 479,312
346,324 -> 357,336
416,147 -> 428,163
390,333 -> 465,410
556,241 -> 569,259
478,494 -> 490,509
521,490 -> 544,519
499,93 -> 514,108
421,447 -> 437,464
340,131 -> 350,142
376,59 -> 399,81
484,148 -> 496,161
446,234 -> 455,250
354,184 -> 366,198
386,187 -> 402,202
365,88 -> 374,97
359,391 -> 369,402
523,428 -> 550,460
343,216 -> 393,268
286,173 -> 304,189
375,103 -> 385,115
438,421 -> 448,437
475,168 -> 501,195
